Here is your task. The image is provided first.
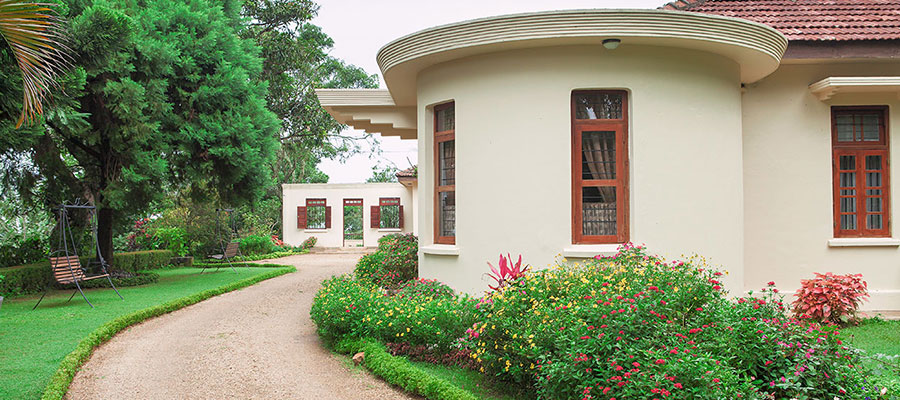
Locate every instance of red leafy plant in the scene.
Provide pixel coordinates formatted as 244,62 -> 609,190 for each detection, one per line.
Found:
792,272 -> 869,324
486,254 -> 529,291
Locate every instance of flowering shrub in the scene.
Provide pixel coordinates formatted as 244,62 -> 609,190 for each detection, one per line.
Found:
239,234 -> 277,255
310,276 -> 477,352
486,254 -> 529,291
793,272 -> 869,324
354,234 -> 418,288
397,278 -> 455,300
468,245 -> 894,400
301,236 -> 317,250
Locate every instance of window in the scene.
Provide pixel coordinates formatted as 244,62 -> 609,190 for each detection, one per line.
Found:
832,106 -> 890,238
372,197 -> 402,229
434,102 -> 455,244
572,91 -> 628,244
305,198 -> 330,229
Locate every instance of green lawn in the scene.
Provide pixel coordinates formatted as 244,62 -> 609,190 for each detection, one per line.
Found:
0,267 -> 291,399
841,318 -> 900,356
410,361 -> 526,400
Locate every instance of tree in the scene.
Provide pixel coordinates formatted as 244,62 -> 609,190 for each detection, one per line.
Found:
0,0 -> 70,128
367,164 -> 399,183
1,0 -> 280,263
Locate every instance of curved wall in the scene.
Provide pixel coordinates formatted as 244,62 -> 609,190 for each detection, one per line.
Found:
417,44 -> 746,294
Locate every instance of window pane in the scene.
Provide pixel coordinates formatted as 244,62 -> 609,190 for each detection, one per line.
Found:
839,172 -> 856,188
839,155 -> 855,170
866,192 -> 882,213
862,115 -> 880,141
867,214 -> 883,230
841,214 -> 857,230
582,186 -> 616,236
307,206 -> 326,229
575,93 -> 622,119
439,140 -> 455,186
436,104 -> 455,132
835,115 -> 854,141
582,131 -> 616,180
380,205 -> 400,229
840,197 -> 856,213
439,191 -> 455,237
865,155 -> 882,170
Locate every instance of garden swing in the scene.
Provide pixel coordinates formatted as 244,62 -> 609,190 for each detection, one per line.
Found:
202,208 -> 243,273
33,200 -> 123,310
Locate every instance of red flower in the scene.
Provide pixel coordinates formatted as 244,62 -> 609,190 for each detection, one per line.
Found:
655,359 -> 666,364
767,281 -> 776,286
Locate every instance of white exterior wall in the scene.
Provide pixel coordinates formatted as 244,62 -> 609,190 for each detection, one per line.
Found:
743,62 -> 900,311
282,183 -> 414,248
416,45 -> 746,295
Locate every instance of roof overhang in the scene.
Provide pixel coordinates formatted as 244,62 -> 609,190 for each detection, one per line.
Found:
377,9 -> 788,105
809,77 -> 900,101
315,89 -> 416,139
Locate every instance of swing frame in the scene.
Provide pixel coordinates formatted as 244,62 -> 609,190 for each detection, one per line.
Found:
202,208 -> 243,273
33,201 -> 123,310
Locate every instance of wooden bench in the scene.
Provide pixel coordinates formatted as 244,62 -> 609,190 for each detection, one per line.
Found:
209,242 -> 239,260
51,256 -> 108,284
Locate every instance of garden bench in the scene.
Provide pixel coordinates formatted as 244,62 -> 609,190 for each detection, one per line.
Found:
33,255 -> 113,309
203,241 -> 240,273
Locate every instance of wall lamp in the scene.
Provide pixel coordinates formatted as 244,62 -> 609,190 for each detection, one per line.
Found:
602,38 -> 621,50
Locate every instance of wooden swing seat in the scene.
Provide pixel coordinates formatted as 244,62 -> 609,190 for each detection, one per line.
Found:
50,256 -> 108,285
208,241 -> 239,260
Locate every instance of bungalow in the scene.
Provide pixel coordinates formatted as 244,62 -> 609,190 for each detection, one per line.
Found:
311,0 -> 900,312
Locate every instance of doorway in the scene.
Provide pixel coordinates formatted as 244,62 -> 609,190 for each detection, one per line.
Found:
343,199 -> 364,247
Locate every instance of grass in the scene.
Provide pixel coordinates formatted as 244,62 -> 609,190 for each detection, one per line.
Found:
409,361 -> 523,400
841,318 -> 900,356
0,266 -> 293,400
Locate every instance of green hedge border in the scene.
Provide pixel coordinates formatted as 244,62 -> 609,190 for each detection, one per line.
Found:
40,265 -> 296,400
199,249 -> 307,263
335,338 -> 477,400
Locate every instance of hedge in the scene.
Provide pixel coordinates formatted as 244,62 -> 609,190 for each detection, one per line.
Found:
335,338 -> 477,400
200,250 -> 306,263
40,265 -> 296,400
0,250 -> 174,297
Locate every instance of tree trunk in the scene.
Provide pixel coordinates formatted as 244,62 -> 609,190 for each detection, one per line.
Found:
97,207 -> 114,267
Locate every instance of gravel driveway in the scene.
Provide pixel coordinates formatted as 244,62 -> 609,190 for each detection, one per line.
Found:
66,252 -> 416,399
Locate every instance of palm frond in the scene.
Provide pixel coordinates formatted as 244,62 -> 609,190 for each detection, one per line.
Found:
0,1 -> 71,128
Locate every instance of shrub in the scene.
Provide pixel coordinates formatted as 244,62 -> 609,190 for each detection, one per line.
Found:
469,245 -> 892,400
378,234 -> 418,283
0,235 -> 50,268
239,234 -> 276,256
301,236 -> 317,250
793,272 -> 869,324
397,278 -> 455,300
111,250 -> 174,273
152,227 -> 190,257
310,275 -> 477,353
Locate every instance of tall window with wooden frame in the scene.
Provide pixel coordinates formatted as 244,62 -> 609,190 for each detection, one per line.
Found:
300,198 -> 330,230
572,90 -> 628,244
434,102 -> 456,244
832,106 -> 890,238
371,197 -> 403,229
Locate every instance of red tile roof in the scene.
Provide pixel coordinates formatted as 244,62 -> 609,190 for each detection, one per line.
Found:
662,0 -> 900,41
395,166 -> 417,178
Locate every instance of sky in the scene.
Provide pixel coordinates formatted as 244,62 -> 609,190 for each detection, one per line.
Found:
313,0 -> 665,183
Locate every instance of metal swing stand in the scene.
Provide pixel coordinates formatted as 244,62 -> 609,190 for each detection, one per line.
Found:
202,208 -> 242,273
33,201 -> 124,310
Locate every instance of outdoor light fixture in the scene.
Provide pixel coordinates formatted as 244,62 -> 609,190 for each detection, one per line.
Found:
602,38 -> 621,50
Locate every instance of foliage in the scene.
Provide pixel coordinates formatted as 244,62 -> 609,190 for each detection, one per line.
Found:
301,236 -> 317,250
468,245 -> 895,400
0,234 -> 49,268
0,250 -> 173,296
310,276 -> 477,353
485,254 -> 529,291
367,164 -> 399,183
397,278 -> 455,301
151,227 -> 189,257
378,233 -> 418,285
335,338 -> 478,400
793,272 -> 869,324
0,0 -> 71,127
239,234 -> 277,256
0,266 -> 295,400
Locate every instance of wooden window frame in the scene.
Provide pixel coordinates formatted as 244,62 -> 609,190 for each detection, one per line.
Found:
831,106 -> 891,238
434,102 -> 456,245
572,90 -> 629,244
305,198 -> 330,230
378,197 -> 402,229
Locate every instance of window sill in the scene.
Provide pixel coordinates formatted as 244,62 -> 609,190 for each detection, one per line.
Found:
827,238 -> 900,247
377,228 -> 402,232
304,229 -> 328,233
421,244 -> 460,256
562,244 -> 620,258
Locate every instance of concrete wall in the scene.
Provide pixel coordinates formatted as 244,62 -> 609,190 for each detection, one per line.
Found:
282,183 -> 414,248
742,61 -> 900,311
416,44 -> 746,295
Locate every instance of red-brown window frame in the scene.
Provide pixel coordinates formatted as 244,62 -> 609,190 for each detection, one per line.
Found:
378,197 -> 402,229
831,106 -> 891,238
305,198 -> 330,229
572,90 -> 629,244
434,102 -> 455,245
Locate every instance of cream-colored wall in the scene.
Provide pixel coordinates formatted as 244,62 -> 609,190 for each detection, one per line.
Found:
743,61 -> 900,311
416,45 -> 746,295
282,183 -> 414,248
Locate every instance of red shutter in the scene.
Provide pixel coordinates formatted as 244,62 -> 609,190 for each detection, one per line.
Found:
297,206 -> 307,229
324,206 -> 332,229
398,205 -> 404,229
371,205 -> 380,229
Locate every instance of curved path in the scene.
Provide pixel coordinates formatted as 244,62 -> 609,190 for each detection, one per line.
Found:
66,252 -> 416,399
